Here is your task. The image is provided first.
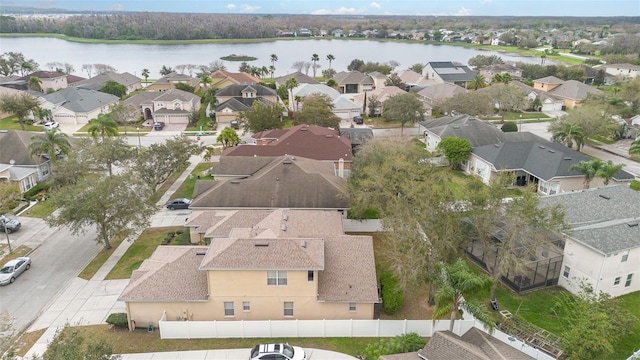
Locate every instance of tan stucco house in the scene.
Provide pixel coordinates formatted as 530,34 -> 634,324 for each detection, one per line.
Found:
71,71 -> 142,94
0,130 -> 52,192
533,76 -> 603,109
37,87 -> 119,125
146,72 -> 200,92
119,209 -> 379,330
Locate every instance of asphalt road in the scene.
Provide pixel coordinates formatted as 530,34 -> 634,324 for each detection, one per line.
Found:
0,221 -> 102,335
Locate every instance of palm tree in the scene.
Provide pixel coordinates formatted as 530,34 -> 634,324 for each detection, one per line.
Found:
311,54 -> 320,78
432,259 -> 495,332
570,159 -> 603,189
468,73 -> 487,90
28,76 -> 42,92
596,160 -> 625,186
630,138 -> 640,156
28,128 -> 72,171
141,68 -> 150,85
551,122 -> 585,150
216,127 -> 241,149
199,73 -> 212,89
492,72 -> 511,84
87,113 -> 119,141
285,77 -> 298,112
269,65 -> 276,79
326,54 -> 335,70
270,54 -> 278,69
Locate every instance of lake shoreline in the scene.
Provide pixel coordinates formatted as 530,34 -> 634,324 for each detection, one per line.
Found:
0,33 -> 582,65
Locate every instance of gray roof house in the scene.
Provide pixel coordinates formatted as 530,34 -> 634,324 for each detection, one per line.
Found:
539,186 -> 640,297
38,87 -> 119,125
71,71 -> 142,94
422,62 -> 475,88
214,83 -> 278,125
468,140 -> 634,194
333,71 -> 375,93
417,82 -> 468,106
0,130 -> 51,192
191,155 -> 350,211
274,71 -> 319,87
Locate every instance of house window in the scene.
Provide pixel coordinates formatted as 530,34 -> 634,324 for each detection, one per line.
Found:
614,277 -> 621,286
621,251 -> 629,262
243,302 -> 251,311
349,303 -> 357,312
563,266 -> 570,279
283,302 -> 294,317
307,270 -> 314,282
224,302 -> 234,316
267,270 -> 288,286
625,274 -> 633,287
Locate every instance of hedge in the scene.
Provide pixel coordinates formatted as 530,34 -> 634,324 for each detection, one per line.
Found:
106,313 -> 128,328
380,272 -> 404,314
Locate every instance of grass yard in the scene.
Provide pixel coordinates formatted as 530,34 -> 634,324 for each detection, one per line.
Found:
73,123 -> 151,135
0,245 -> 32,265
0,116 -> 43,131
171,162 -> 214,199
614,291 -> 640,360
19,199 -> 57,218
364,116 -> 406,129
105,226 -> 186,280
77,233 -> 127,280
33,325 -> 376,357
481,112 -> 551,122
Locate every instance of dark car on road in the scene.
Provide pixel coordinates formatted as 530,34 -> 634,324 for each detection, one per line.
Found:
353,116 -> 363,124
153,122 -> 165,131
166,198 -> 191,210
0,215 -> 21,234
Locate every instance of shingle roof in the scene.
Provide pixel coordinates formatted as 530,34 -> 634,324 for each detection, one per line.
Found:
151,72 -> 199,86
153,88 -> 200,103
352,86 -> 406,106
72,71 -> 140,88
419,115 -> 504,147
41,87 -> 119,113
215,82 -> 277,97
539,186 -> 640,254
510,81 -> 562,102
118,246 -> 209,302
0,130 -> 40,165
428,62 -> 475,82
547,80 -> 603,101
222,124 -> 352,161
317,235 -> 379,302
293,83 -> 341,100
191,156 -> 350,210
395,70 -> 435,87
534,76 -> 564,84
275,71 -> 320,86
210,70 -> 262,87
416,329 -> 535,360
417,83 -> 468,103
334,71 -> 374,85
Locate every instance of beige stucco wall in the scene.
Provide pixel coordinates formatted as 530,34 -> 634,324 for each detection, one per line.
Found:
41,76 -> 68,92
533,82 -> 561,92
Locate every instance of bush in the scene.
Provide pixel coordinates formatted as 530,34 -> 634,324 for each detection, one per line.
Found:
361,332 -> 426,360
630,180 -> 640,191
106,312 -> 128,328
501,121 -> 518,132
23,182 -> 50,200
380,272 -> 404,314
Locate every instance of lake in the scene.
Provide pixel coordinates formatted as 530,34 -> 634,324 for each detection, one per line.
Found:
0,37 -> 547,78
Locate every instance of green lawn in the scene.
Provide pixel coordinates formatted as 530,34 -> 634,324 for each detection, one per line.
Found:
105,226 -> 185,279
614,291 -> 640,359
171,162 -> 214,199
0,116 -> 43,131
20,199 -> 57,218
481,112 -> 551,121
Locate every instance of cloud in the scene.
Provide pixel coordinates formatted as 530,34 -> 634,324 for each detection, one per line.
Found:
108,3 -> 125,11
480,0 -> 492,3
239,4 -> 261,12
226,4 -> 236,9
370,2 -> 381,9
311,7 -> 358,15
454,6 -> 472,15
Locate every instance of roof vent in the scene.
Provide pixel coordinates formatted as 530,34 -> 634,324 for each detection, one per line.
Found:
326,134 -> 334,138
627,221 -> 639,227
301,240 -> 307,248
538,145 -> 546,149
281,224 -> 287,231
599,194 -> 610,200
230,180 -> 240,184
564,157 -> 572,160
255,242 -> 269,247
196,251 -> 207,255
548,149 -> 556,153
283,214 -> 288,221
300,127 -> 308,131
283,159 -> 292,164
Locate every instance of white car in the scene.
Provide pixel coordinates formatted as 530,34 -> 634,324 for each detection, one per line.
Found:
0,257 -> 31,285
250,344 -> 306,360
43,121 -> 59,131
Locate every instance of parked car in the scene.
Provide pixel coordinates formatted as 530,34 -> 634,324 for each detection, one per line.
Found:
0,257 -> 31,285
250,344 -> 306,360
230,119 -> 240,129
43,121 -> 59,131
0,215 -> 21,234
353,116 -> 363,124
153,122 -> 165,131
166,198 -> 191,210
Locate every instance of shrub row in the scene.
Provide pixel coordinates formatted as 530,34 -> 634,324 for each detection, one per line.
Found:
380,272 -> 404,314
361,332 -> 426,360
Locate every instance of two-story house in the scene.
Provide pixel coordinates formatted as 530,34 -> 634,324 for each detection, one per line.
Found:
118,209 -> 379,330
146,72 -> 200,92
421,62 -> 475,88
333,71 -> 375,94
533,76 -> 603,109
20,71 -> 69,92
125,89 -> 201,124
215,83 -> 278,126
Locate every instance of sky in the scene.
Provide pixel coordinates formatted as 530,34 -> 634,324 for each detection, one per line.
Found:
9,0 -> 639,17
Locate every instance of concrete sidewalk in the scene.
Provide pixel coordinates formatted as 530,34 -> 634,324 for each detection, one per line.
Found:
22,155 -> 203,359
116,348 -> 358,360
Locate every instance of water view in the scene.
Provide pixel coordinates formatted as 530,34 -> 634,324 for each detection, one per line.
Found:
0,37 -> 548,78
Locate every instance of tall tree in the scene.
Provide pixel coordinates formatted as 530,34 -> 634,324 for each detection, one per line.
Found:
0,93 -> 41,131
382,93 -> 425,136
28,128 -> 72,167
437,137 -> 473,170
570,159 -> 603,189
86,137 -> 134,177
551,102 -> 619,141
141,68 -> 150,85
432,259 -> 495,332
135,135 -> 199,192
270,53 -> 278,70
294,94 -> 341,129
28,76 -> 42,92
311,53 -> 320,77
409,63 -> 425,74
469,73 -> 487,90
285,77 -> 298,112
483,83 -> 527,123
241,102 -> 283,133
109,102 -> 137,135
595,160 -> 625,186
550,121 -> 585,150
347,58 -> 365,71
88,113 -> 119,141
48,170 -> 155,250
100,80 -> 126,98
199,73 -> 212,89
216,127 -> 241,149
326,54 -> 335,69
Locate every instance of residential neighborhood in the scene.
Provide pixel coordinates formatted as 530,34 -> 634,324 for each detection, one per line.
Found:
0,10 -> 639,360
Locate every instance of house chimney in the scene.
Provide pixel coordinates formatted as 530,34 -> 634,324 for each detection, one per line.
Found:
338,158 -> 345,178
